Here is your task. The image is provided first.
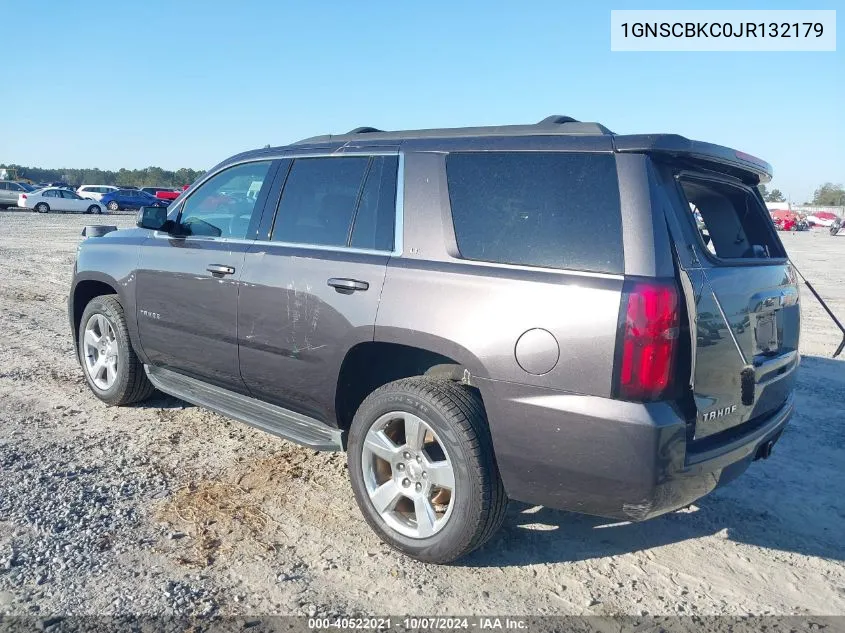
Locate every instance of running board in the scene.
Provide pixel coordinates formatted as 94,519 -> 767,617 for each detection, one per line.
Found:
145,365 -> 344,451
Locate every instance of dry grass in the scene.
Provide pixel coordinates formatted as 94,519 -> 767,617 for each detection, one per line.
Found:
156,451 -> 313,567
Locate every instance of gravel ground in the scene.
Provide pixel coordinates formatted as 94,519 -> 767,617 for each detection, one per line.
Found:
0,210 -> 843,620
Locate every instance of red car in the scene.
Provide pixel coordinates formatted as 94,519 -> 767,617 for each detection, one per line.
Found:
139,185 -> 189,202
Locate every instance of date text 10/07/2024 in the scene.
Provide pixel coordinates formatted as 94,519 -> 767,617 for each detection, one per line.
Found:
307,617 -> 529,630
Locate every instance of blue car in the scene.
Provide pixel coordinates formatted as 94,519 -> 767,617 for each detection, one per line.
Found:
101,189 -> 169,212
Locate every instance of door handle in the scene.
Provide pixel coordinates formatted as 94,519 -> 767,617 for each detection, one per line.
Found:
207,264 -> 235,276
327,278 -> 369,294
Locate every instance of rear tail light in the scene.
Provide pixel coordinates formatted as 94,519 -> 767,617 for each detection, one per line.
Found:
616,281 -> 680,401
20,194 -> 27,200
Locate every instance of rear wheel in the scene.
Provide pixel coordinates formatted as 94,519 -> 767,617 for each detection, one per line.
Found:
35,202 -> 49,213
107,201 -> 120,211
78,295 -> 155,406
348,377 -> 507,563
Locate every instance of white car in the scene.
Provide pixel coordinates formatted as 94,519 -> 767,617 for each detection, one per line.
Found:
18,188 -> 105,214
77,185 -> 118,201
807,215 -> 837,228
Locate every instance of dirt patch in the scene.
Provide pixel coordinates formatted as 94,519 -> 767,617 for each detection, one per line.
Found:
156,452 -> 312,567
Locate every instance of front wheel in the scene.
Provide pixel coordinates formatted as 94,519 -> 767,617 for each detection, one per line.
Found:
107,201 -> 120,211
348,377 -> 507,564
78,295 -> 155,406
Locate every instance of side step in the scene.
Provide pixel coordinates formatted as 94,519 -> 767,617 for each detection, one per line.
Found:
145,365 -> 344,451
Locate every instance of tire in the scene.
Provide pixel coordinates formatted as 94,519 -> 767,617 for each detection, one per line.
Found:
87,204 -> 102,215
107,201 -> 120,211
77,294 -> 155,406
35,202 -> 49,214
348,377 -> 507,563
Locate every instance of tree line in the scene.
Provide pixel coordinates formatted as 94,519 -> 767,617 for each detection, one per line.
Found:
0,164 -> 205,189
759,182 -> 845,206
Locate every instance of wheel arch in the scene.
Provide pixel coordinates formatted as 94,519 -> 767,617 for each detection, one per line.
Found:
334,340 -> 484,432
70,272 -> 143,362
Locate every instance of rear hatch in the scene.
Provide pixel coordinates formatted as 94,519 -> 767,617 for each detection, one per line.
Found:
640,145 -> 800,442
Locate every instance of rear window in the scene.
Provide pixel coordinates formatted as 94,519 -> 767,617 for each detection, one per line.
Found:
679,177 -> 784,260
445,152 -> 623,273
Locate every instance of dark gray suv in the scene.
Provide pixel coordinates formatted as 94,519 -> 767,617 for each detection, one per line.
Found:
69,116 -> 799,563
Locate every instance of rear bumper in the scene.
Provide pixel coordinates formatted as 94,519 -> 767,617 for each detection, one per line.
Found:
478,378 -> 793,521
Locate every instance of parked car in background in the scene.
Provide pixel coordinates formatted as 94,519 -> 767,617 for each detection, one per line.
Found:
154,186 -> 188,201
140,187 -> 173,196
18,187 -> 103,214
46,181 -> 74,190
78,185 -> 119,201
773,216 -> 796,231
807,212 -> 839,228
100,189 -> 169,212
0,180 -> 32,208
140,187 -> 182,201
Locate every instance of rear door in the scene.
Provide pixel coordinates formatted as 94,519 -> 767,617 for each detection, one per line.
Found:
659,166 -> 799,440
237,153 -> 399,423
0,183 -> 13,205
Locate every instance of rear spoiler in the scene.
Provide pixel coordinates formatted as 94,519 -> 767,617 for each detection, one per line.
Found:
614,134 -> 773,184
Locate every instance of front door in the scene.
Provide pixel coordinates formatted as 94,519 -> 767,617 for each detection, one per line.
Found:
135,159 -> 278,389
58,189 -> 90,212
238,154 -> 399,422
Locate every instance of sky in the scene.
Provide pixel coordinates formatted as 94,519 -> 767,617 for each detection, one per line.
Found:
1,0 -> 842,203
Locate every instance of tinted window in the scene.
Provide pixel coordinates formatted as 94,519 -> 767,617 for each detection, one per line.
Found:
0,183 -> 7,190
445,152 -> 623,273
179,160 -> 272,239
43,190 -> 58,198
272,157 -> 369,247
350,156 -> 398,251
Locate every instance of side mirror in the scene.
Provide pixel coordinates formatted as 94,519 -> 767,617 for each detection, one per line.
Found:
136,206 -> 168,230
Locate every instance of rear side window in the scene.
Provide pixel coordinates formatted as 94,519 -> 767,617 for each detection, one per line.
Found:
272,156 -> 397,251
445,152 -> 623,273
680,178 -> 784,260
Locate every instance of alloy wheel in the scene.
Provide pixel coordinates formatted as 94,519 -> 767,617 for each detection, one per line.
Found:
83,314 -> 119,390
361,411 -> 456,538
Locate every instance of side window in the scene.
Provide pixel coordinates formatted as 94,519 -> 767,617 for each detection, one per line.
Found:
44,190 -> 57,198
445,152 -> 623,273
272,157 -> 369,247
350,156 -> 398,251
179,161 -> 272,238
0,183 -> 7,190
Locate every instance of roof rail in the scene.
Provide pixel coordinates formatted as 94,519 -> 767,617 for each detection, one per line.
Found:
537,115 -> 579,125
347,126 -> 384,134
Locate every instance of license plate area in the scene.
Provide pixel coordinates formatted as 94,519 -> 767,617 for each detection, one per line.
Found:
755,312 -> 779,354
